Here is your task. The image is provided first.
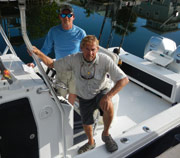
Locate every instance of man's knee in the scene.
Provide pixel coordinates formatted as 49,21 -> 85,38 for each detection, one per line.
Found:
103,103 -> 114,117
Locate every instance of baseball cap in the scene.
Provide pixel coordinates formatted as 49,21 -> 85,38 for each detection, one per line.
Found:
60,4 -> 74,14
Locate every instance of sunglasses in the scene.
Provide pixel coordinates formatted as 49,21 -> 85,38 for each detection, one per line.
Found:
80,63 -> 95,80
60,13 -> 73,18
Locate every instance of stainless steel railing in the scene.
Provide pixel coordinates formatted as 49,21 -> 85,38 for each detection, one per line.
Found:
0,24 -> 17,56
18,1 -> 67,157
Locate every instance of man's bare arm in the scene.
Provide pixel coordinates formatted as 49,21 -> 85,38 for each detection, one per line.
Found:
29,46 -> 54,68
106,77 -> 129,99
100,77 -> 129,111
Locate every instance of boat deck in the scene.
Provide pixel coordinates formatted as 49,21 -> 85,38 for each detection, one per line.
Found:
67,80 -> 172,158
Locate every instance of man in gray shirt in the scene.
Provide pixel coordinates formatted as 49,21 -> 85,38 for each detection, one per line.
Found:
30,35 -> 129,154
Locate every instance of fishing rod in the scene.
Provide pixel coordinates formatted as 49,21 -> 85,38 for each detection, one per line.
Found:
106,1 -> 119,49
98,4 -> 109,42
113,1 -> 135,55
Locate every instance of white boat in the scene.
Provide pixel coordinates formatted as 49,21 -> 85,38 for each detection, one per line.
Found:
0,1 -> 180,158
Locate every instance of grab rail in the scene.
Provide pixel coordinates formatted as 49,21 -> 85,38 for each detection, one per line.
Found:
18,1 -> 67,157
0,25 -> 17,56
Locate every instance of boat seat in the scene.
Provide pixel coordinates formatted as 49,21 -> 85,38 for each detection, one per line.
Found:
144,50 -> 174,67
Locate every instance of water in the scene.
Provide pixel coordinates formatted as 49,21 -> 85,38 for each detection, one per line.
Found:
1,0 -> 180,63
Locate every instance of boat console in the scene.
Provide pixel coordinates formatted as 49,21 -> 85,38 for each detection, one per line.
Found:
119,36 -> 180,104
144,36 -> 180,73
144,36 -> 176,66
0,22 -> 74,157
0,53 -> 74,158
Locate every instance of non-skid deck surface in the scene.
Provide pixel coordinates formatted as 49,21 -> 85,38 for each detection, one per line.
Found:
69,81 -> 171,157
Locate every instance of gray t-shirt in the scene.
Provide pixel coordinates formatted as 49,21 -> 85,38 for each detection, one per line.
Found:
54,52 -> 127,99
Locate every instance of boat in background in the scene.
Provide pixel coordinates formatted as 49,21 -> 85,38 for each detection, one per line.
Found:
0,0 -> 180,158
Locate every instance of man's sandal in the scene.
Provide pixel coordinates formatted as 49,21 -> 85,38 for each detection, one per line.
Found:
102,134 -> 118,152
78,142 -> 96,154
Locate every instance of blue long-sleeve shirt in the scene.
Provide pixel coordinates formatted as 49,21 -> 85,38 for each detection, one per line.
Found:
41,24 -> 86,59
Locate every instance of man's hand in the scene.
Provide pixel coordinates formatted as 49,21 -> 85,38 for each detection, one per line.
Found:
32,46 -> 41,55
99,77 -> 129,112
27,46 -> 41,56
27,63 -> 35,68
27,46 -> 42,68
27,46 -> 54,68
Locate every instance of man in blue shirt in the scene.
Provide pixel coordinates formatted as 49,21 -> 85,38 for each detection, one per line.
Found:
28,4 -> 86,105
41,4 -> 86,59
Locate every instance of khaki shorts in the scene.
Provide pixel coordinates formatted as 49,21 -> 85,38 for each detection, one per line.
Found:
56,71 -> 76,97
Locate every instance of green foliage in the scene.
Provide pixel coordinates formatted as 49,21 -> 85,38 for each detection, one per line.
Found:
26,2 -> 60,39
